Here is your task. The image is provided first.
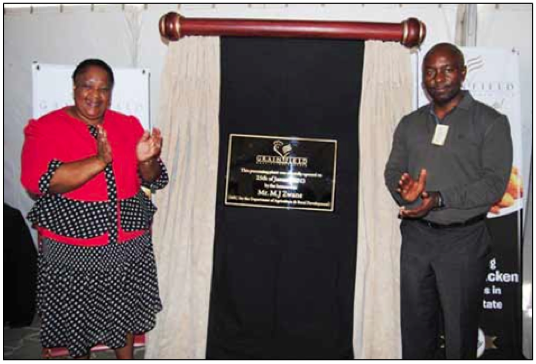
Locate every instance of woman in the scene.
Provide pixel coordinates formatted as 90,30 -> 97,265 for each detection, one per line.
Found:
21,59 -> 168,359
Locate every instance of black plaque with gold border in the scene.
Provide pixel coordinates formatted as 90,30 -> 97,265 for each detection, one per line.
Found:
225,134 -> 337,212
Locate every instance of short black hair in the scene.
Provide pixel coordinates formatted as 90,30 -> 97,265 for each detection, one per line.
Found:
424,43 -> 465,69
72,59 -> 115,87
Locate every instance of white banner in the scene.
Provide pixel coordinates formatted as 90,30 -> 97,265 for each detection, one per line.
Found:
32,63 -> 151,130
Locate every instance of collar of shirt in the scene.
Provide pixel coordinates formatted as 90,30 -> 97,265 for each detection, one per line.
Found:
427,90 -> 474,124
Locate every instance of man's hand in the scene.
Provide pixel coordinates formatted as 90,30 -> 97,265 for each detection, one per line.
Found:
397,169 -> 427,203
399,191 -> 440,218
137,127 -> 162,163
96,125 -> 112,165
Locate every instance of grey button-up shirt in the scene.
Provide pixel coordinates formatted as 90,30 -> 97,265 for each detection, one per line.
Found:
384,91 -> 513,224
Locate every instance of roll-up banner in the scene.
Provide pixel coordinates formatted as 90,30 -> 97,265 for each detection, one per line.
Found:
417,48 -> 523,359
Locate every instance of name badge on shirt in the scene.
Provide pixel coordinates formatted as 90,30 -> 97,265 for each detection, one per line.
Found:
432,124 -> 449,146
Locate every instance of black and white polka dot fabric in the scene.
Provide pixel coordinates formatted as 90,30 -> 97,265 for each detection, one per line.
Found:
120,191 -> 157,232
28,195 -> 110,238
28,188 -> 158,239
38,159 -> 63,194
38,232 -> 162,358
88,125 -> 119,244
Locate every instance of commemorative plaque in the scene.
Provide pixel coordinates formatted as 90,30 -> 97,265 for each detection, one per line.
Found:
225,134 -> 337,212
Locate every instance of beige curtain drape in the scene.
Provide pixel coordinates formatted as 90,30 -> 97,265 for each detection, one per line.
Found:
146,37 -> 412,359
145,37 -> 221,359
353,41 -> 413,359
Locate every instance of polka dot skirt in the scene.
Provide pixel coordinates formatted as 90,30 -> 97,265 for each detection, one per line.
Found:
37,232 -> 162,358
30,125 -> 167,357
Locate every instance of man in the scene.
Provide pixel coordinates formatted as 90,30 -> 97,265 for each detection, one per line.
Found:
384,43 -> 512,359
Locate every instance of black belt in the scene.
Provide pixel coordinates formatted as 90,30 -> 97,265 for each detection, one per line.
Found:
418,214 -> 486,229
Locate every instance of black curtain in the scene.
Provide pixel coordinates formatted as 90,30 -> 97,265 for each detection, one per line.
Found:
207,37 -> 364,359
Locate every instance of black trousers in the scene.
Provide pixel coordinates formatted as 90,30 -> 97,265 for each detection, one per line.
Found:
400,219 -> 491,359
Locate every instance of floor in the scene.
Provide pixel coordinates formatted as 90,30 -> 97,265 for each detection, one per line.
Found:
3,316 -> 145,360
5,310 -> 532,359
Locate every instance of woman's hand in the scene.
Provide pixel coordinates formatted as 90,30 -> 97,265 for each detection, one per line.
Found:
137,128 -> 163,183
397,169 -> 427,203
96,125 -> 112,165
136,128 -> 162,163
47,125 -> 112,195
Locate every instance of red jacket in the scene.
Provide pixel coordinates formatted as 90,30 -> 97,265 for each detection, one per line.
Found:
21,108 -> 168,246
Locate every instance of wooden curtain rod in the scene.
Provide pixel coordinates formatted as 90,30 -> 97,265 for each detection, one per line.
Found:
159,12 -> 426,48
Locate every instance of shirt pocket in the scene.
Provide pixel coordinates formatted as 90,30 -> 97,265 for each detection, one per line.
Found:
448,131 -> 481,164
